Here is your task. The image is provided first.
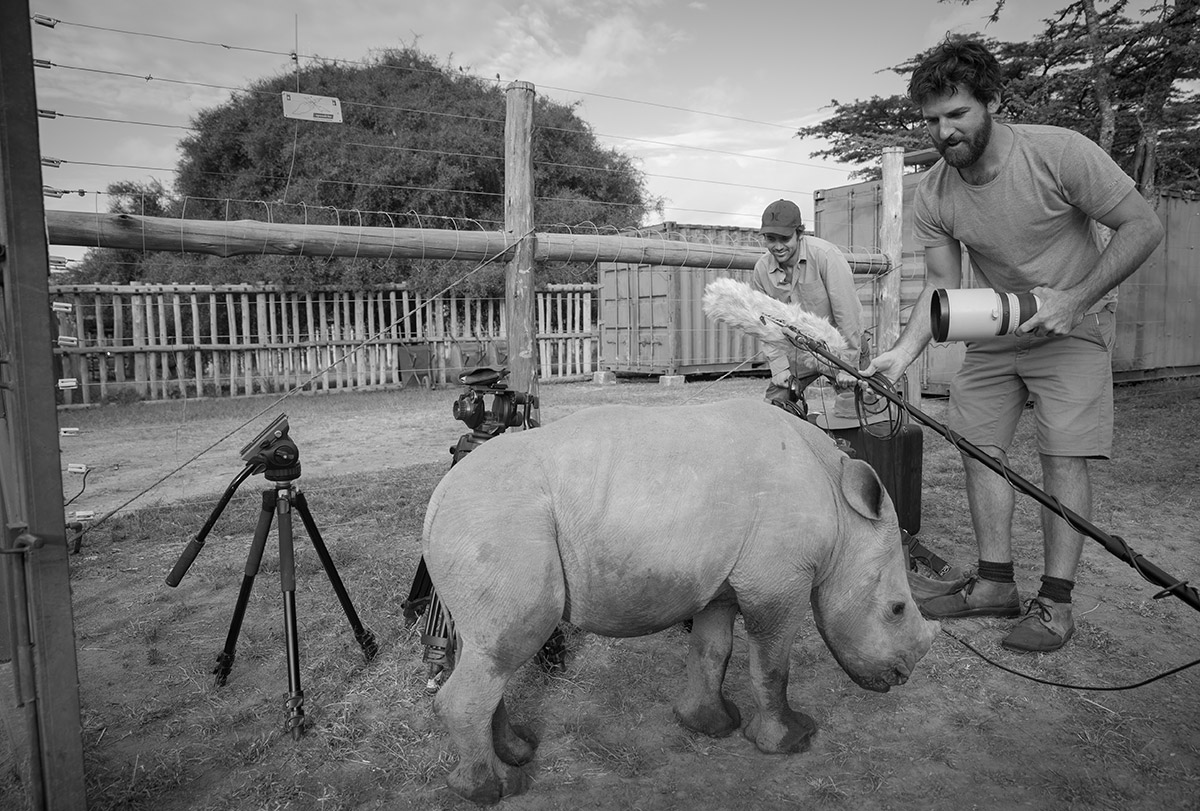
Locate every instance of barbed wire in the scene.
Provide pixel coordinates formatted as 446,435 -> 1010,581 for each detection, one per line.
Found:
45,182 -> 791,228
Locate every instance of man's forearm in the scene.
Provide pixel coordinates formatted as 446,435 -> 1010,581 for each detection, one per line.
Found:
1068,216 -> 1164,310
891,284 -> 937,365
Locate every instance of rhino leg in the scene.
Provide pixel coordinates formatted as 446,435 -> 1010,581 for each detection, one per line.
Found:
492,698 -> 537,766
741,606 -> 817,754
435,648 -> 532,804
674,600 -> 741,737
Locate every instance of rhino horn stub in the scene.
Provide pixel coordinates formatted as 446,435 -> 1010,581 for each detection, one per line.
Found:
838,456 -> 887,521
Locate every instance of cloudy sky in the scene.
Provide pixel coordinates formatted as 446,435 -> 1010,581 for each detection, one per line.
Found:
29,0 -> 1052,261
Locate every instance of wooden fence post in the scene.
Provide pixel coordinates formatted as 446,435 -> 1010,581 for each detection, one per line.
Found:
504,80 -> 540,422
880,146 -> 918,405
0,1 -> 88,805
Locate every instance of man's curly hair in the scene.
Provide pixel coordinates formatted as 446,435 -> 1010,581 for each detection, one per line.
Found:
908,39 -> 1004,107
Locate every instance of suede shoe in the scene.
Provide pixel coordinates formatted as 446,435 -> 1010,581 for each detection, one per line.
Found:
1001,597 -> 1075,653
919,577 -> 1021,619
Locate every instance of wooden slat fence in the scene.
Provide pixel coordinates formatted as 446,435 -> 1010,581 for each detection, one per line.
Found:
48,283 -> 597,405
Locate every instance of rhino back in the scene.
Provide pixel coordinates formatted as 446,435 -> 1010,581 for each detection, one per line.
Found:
427,399 -> 844,633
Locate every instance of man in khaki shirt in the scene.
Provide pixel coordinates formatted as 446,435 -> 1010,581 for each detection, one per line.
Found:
750,199 -> 863,416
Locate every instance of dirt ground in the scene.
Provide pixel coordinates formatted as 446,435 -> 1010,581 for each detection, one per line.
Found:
19,377 -> 1200,810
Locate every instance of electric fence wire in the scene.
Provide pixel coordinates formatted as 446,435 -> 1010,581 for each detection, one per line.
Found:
30,17 -> 848,223
31,13 -> 814,134
74,228 -> 536,538
41,116 -> 809,222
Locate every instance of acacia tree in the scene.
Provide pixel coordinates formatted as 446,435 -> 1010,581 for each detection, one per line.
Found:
798,0 -> 1199,194
67,46 -> 658,291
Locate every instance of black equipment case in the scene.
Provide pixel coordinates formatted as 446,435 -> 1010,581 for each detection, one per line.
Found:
828,423 -> 923,538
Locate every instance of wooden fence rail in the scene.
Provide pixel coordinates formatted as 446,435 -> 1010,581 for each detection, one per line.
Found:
48,282 -> 596,405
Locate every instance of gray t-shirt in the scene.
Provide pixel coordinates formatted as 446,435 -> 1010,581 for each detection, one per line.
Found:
913,123 -> 1135,313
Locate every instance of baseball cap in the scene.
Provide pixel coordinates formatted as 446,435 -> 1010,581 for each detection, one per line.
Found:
759,199 -> 803,237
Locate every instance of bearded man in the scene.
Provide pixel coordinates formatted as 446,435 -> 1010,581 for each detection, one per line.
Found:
865,39 -> 1163,652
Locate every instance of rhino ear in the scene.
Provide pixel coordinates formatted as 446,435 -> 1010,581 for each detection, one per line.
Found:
839,456 -> 887,521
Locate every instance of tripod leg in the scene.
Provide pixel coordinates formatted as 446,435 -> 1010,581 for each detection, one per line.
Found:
276,487 -> 306,739
214,489 -> 275,686
293,491 -> 379,661
401,556 -> 433,627
421,586 -> 456,694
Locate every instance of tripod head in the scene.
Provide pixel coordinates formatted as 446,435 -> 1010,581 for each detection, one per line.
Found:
449,367 -> 538,465
240,413 -> 301,482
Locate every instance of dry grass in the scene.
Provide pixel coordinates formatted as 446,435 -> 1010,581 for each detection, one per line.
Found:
6,375 -> 1200,810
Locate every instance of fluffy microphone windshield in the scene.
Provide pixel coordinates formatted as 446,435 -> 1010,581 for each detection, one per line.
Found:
701,277 -> 846,353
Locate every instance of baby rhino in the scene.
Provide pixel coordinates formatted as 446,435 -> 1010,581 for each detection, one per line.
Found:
421,398 -> 938,804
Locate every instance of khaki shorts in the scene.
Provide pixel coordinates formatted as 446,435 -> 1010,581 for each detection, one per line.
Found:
948,309 -> 1115,458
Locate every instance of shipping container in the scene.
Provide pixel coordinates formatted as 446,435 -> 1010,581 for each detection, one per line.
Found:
597,222 -> 888,378
1111,189 -> 1200,381
597,223 -> 763,376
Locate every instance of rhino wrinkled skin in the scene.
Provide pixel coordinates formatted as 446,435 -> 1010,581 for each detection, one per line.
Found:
421,398 -> 938,804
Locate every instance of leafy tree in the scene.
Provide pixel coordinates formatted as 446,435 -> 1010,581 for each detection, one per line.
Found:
66,46 -> 659,291
797,0 -> 1200,194
798,95 -> 929,175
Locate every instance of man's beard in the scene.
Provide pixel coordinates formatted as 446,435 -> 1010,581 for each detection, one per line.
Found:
937,113 -> 992,168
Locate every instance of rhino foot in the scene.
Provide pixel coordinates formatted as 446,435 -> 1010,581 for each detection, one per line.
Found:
447,759 -> 530,806
674,694 -> 742,738
494,722 -> 538,766
744,708 -> 817,754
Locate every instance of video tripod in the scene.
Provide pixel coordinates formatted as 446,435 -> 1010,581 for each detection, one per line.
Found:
165,414 -> 379,738
402,367 -> 567,693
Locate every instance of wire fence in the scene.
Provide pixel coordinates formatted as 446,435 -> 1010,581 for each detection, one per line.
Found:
30,10 -> 860,236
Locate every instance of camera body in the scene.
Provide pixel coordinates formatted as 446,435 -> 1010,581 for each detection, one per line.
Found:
931,288 -> 1040,342
450,367 -> 538,465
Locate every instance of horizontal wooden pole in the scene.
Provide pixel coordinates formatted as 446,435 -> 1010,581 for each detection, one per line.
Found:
45,210 -> 890,273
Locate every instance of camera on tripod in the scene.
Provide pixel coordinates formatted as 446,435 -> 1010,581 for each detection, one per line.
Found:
449,367 -> 538,465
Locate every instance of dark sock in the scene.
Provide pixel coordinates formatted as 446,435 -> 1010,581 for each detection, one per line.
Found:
1038,575 -> 1074,604
976,559 -> 1015,584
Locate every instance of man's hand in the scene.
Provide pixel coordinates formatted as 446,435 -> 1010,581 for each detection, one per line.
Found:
861,347 -> 913,387
834,370 -> 858,389
1015,285 -> 1085,337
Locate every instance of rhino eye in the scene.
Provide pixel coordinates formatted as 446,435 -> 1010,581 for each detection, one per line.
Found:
890,602 -> 906,617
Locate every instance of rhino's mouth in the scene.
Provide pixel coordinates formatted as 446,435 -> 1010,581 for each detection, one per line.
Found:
850,665 -> 910,693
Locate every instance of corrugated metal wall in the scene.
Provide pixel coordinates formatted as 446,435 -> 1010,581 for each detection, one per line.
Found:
1113,191 -> 1200,380
598,223 -> 767,376
597,220 -> 907,377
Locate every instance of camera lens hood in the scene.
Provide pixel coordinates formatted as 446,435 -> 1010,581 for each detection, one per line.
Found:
931,288 -> 1040,342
